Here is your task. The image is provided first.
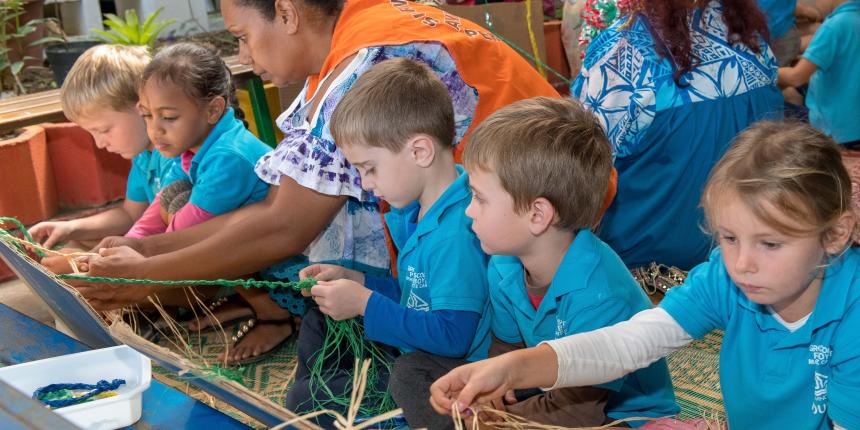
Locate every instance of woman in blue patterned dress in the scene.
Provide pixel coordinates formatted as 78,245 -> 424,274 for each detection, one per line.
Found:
79,0 -> 558,363
574,0 -> 784,270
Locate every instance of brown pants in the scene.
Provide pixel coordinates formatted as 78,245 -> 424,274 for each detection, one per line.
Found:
390,336 -> 617,429
490,337 -> 614,427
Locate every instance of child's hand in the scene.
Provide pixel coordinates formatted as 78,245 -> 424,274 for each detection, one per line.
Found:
309,279 -> 372,320
28,221 -> 74,250
429,356 -> 517,416
300,264 -> 364,284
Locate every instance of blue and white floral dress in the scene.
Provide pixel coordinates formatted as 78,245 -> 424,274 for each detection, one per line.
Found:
573,1 -> 783,270
255,42 -> 477,314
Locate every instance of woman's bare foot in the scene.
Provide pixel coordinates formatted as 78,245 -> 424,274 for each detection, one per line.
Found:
187,295 -> 254,331
221,316 -> 296,364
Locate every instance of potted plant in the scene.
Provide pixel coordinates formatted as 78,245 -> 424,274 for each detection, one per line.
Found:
93,7 -> 174,47
0,0 -> 59,97
42,18 -> 101,87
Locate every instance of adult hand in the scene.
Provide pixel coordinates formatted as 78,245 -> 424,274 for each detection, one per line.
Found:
28,221 -> 74,250
39,247 -> 89,275
429,356 -> 517,416
70,246 -> 156,311
309,279 -> 372,320
299,264 -> 365,297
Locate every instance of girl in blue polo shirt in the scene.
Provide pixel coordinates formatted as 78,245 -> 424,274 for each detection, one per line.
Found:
131,42 -> 270,236
131,43 -> 277,358
430,121 -> 860,430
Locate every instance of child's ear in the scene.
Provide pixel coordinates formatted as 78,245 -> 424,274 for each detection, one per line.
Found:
206,97 -> 227,125
409,134 -> 436,168
824,211 -> 856,255
528,197 -> 556,236
275,0 -> 300,34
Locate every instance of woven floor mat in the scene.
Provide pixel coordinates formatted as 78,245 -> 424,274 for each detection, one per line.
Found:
666,330 -> 725,422
152,321 -> 299,428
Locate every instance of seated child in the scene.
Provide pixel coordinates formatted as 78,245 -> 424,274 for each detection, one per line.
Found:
29,45 -> 180,254
777,0 -> 860,147
413,97 -> 678,428
292,58 -> 491,425
133,42 -> 295,358
430,120 -> 860,430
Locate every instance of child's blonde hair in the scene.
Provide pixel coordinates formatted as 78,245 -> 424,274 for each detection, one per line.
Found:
702,121 -> 852,241
60,44 -> 151,122
463,97 -> 612,232
330,58 -> 455,152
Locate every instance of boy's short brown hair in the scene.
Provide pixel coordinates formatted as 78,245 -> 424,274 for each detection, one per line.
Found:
330,58 -> 455,152
464,97 -> 612,231
61,44 -> 151,122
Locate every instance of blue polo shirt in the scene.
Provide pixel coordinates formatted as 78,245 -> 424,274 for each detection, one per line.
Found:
661,247 -> 860,429
367,166 -> 491,362
757,0 -> 797,38
803,0 -> 860,144
126,148 -> 181,203
185,108 -> 270,215
489,230 -> 678,424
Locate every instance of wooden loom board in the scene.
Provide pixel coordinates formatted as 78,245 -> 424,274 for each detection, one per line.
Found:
0,240 -> 318,430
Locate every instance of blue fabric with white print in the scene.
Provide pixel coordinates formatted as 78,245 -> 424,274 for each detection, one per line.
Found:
572,1 -> 783,269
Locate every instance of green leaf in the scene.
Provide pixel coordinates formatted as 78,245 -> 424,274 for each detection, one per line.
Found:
15,25 -> 37,38
11,61 -> 24,75
126,9 -> 141,43
28,36 -> 66,47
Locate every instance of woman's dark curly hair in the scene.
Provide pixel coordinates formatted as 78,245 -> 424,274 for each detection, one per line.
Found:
235,0 -> 344,20
643,0 -> 769,83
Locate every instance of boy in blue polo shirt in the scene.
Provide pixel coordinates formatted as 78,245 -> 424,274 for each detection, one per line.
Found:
778,0 -> 860,146
292,58 -> 490,426
452,97 -> 676,426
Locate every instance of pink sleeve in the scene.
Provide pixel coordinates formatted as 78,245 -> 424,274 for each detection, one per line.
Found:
125,196 -> 167,238
166,203 -> 216,233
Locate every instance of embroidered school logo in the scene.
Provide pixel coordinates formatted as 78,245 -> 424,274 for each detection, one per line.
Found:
407,291 -> 430,312
808,344 -> 832,366
811,371 -> 828,415
554,317 -> 566,339
406,266 -> 427,289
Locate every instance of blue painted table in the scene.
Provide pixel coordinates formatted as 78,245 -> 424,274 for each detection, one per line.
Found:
0,303 -> 251,429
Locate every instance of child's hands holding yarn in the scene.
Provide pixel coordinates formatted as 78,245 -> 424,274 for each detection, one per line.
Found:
299,264 -> 365,297
309,279 -> 373,320
28,221 -> 76,250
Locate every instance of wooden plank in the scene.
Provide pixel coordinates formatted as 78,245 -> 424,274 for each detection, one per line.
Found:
0,55 -> 255,133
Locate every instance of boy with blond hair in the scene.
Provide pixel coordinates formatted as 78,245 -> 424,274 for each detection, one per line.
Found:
401,97 -> 678,428
29,45 -> 181,250
292,58 -> 491,426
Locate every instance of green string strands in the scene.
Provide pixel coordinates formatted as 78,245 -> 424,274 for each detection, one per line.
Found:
2,216 -> 396,419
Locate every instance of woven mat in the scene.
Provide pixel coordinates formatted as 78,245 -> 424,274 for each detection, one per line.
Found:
152,321 -> 300,428
149,311 -> 728,427
666,330 -> 725,422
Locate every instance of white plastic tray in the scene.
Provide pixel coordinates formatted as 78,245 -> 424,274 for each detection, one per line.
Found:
0,345 -> 151,430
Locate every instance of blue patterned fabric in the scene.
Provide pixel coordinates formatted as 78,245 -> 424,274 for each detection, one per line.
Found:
573,1 -> 783,269
256,42 -> 478,310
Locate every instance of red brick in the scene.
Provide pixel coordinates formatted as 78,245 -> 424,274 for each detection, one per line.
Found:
0,125 -> 57,225
42,123 -> 131,210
